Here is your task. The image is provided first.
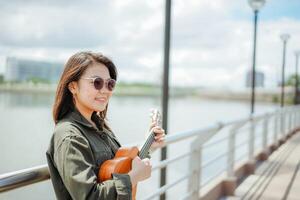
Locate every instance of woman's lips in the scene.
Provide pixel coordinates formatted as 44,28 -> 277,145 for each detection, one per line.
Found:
95,97 -> 107,103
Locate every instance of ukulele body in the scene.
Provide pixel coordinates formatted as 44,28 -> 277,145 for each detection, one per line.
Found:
98,146 -> 139,200
98,108 -> 161,200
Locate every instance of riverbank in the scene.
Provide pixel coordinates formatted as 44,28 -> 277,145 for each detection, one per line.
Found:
0,83 -> 296,104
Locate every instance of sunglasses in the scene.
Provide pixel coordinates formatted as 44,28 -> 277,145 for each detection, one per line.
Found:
82,77 -> 116,91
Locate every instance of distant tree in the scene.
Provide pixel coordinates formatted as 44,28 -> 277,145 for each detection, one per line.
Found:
27,77 -> 50,84
286,74 -> 300,87
0,74 -> 4,83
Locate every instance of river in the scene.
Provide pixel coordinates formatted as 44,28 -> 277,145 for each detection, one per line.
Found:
0,91 -> 279,199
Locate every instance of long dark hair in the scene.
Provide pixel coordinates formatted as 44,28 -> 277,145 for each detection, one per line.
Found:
53,51 -> 117,130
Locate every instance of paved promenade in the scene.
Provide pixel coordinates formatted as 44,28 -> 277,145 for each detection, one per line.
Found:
227,131 -> 300,200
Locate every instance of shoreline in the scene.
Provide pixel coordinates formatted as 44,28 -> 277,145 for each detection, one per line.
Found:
0,83 -> 295,104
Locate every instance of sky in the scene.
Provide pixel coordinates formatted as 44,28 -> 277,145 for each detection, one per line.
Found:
0,0 -> 300,89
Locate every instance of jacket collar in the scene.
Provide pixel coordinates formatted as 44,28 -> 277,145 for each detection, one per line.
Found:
67,108 -> 99,130
66,108 -> 121,147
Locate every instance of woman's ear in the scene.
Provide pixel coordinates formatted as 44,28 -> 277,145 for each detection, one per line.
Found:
68,81 -> 77,95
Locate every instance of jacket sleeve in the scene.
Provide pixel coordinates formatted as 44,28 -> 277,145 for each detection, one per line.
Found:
54,133 -> 132,200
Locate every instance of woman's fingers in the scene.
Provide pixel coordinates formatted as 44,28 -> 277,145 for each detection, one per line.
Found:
152,127 -> 165,140
154,135 -> 165,140
143,158 -> 150,165
153,130 -> 165,137
158,136 -> 165,141
152,126 -> 164,133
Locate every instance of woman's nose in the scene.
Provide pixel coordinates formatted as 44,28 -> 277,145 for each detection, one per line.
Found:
99,85 -> 109,94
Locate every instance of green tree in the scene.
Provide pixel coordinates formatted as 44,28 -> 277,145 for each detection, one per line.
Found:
286,74 -> 300,87
27,77 -> 50,84
0,74 -> 4,83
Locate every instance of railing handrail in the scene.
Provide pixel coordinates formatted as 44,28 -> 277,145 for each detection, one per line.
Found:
0,165 -> 49,193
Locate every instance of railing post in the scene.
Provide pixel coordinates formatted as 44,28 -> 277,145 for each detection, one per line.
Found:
291,110 -> 294,131
283,109 -> 286,135
249,117 -> 255,159
284,109 -> 287,135
294,107 -> 300,128
226,121 -> 246,176
224,122 -> 247,196
280,109 -> 285,136
294,110 -> 297,130
295,108 -> 298,128
227,127 -> 236,177
295,107 -> 300,127
290,109 -> 293,131
188,137 -> 202,200
298,107 -> 300,125
274,112 -> 278,143
262,114 -> 269,149
296,108 -> 298,126
298,109 -> 300,126
296,109 -> 298,128
288,109 -> 292,134
286,109 -> 289,135
297,108 -> 300,127
296,108 -> 298,127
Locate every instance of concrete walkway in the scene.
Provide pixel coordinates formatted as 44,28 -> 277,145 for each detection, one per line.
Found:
226,132 -> 300,200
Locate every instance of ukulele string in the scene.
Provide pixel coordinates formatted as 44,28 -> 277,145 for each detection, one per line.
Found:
140,132 -> 155,158
140,110 -> 161,159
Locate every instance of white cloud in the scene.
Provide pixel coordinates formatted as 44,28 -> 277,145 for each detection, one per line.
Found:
0,0 -> 299,89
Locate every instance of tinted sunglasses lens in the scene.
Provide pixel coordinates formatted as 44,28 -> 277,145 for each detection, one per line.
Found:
107,79 -> 116,91
93,77 -> 104,90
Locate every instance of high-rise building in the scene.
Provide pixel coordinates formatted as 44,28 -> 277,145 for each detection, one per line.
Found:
4,57 -> 63,83
246,70 -> 265,87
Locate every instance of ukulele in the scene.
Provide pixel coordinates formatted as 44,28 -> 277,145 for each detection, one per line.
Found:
98,109 -> 161,200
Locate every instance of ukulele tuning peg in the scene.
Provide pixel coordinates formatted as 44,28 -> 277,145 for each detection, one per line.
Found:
149,108 -> 154,114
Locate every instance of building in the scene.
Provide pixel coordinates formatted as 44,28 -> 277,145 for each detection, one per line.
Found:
4,57 -> 63,83
246,70 -> 265,87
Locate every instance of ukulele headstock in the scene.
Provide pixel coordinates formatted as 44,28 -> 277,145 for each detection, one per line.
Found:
150,108 -> 162,127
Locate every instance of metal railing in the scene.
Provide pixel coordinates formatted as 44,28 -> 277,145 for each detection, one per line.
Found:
1,105 -> 300,200
143,105 -> 300,200
0,165 -> 49,193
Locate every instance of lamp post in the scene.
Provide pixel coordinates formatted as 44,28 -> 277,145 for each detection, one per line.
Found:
248,0 -> 266,114
160,0 -> 171,200
280,34 -> 290,107
294,51 -> 300,104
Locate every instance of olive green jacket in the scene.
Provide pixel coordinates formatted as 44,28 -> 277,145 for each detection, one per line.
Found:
46,109 -> 132,200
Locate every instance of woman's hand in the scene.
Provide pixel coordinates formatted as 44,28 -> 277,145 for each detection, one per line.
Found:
148,122 -> 166,153
128,157 -> 152,185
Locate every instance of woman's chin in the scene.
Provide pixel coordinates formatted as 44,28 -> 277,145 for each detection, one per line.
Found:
93,105 -> 106,112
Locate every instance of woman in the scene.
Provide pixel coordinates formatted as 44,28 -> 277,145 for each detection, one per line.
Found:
46,51 -> 165,200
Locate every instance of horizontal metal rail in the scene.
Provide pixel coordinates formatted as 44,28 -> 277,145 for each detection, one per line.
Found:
235,139 -> 250,150
152,152 -> 190,171
142,172 -> 192,200
202,151 -> 228,169
203,136 -> 228,148
0,165 -> 49,193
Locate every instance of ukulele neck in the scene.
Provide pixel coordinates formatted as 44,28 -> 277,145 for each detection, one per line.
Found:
139,109 -> 161,159
139,131 -> 155,159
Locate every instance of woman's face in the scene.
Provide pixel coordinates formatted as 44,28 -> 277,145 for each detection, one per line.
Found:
71,63 -> 113,115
